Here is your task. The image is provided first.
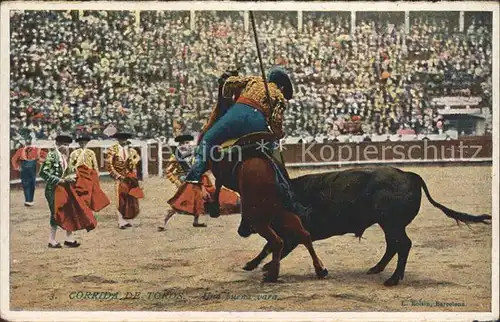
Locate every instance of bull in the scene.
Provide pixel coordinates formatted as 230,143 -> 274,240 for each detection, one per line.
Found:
238,166 -> 491,286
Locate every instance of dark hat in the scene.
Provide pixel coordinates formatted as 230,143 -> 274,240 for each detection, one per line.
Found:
267,67 -> 293,100
112,132 -> 133,140
76,135 -> 92,143
174,134 -> 194,143
55,133 -> 73,144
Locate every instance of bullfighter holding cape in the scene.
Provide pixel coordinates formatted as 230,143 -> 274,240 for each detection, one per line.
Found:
40,133 -> 97,248
158,134 -> 240,231
68,135 -> 110,215
106,131 -> 144,229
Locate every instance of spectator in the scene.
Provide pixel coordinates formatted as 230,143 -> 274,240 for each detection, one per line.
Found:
9,10 -> 492,144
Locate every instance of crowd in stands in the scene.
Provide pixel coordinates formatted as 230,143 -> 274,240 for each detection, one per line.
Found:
9,10 -> 493,144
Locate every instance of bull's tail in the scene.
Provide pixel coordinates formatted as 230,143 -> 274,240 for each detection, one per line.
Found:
409,172 -> 491,225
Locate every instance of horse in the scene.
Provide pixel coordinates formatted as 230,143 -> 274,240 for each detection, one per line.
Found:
206,132 -> 328,282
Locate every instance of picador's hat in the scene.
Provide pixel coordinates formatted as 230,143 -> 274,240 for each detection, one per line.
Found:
174,134 -> 194,143
267,67 -> 293,100
55,132 -> 73,144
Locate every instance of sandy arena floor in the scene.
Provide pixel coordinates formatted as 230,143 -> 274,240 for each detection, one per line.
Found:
9,165 -> 493,312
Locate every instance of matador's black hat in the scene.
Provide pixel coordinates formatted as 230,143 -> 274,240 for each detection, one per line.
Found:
174,134 -> 194,143
76,134 -> 92,142
55,132 -> 73,144
112,132 -> 133,140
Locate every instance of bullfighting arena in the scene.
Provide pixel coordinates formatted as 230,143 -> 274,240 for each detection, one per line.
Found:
9,165 -> 492,312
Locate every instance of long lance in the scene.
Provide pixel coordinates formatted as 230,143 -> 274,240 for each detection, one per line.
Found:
249,11 -> 273,114
249,11 -> 286,165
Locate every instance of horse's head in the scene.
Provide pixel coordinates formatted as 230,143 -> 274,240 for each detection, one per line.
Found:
238,217 -> 256,238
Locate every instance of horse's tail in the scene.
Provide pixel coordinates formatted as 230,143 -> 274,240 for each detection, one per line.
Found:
409,172 -> 491,225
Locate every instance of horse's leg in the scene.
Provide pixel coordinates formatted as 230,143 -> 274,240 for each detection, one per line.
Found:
251,223 -> 283,282
206,159 -> 222,218
206,183 -> 222,218
237,158 -> 283,282
243,242 -> 270,271
262,240 -> 298,272
281,211 -> 328,278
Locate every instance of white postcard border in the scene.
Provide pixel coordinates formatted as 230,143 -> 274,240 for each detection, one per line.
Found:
1,1 -> 498,321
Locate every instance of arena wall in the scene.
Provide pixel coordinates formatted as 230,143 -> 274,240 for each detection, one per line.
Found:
9,136 -> 492,185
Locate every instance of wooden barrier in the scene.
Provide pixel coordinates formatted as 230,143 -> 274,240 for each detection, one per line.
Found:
10,136 -> 493,183
281,137 -> 492,164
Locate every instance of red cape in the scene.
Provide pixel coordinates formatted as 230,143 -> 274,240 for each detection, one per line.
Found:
118,173 -> 144,220
54,184 -> 97,232
168,174 -> 240,216
74,165 -> 110,212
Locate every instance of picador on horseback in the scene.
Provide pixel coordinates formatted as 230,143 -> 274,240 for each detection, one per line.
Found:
185,67 -> 291,181
176,65 -> 327,282
173,12 -> 329,283
183,67 -> 309,219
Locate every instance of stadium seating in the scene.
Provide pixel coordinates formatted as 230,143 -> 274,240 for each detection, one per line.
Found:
9,10 -> 492,145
